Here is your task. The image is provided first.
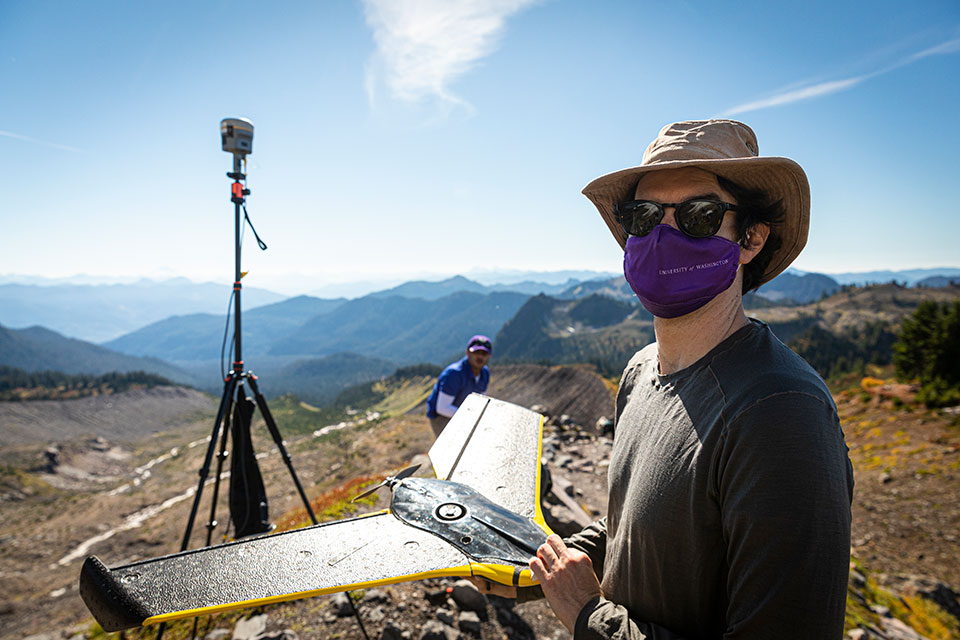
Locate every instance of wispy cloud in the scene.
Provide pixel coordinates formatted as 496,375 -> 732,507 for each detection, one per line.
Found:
905,37 -> 960,63
0,129 -> 83,153
362,0 -> 540,110
722,36 -> 960,117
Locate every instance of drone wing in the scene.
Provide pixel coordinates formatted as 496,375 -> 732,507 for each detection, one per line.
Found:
81,512 -> 471,631
429,394 -> 548,525
80,395 -> 551,632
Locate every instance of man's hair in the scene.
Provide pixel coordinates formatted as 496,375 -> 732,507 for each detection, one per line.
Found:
716,175 -> 785,294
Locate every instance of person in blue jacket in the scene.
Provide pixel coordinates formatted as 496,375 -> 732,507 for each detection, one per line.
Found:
425,335 -> 492,436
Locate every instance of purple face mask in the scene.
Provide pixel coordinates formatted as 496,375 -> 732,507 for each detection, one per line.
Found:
623,224 -> 741,319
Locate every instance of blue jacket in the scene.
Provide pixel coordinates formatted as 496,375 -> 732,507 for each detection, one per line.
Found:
426,356 -> 489,418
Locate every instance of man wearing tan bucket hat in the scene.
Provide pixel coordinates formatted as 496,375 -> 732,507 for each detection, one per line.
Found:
478,121 -> 854,638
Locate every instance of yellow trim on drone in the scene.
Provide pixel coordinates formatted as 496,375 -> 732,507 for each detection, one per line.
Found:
141,405 -> 551,629
143,562 -> 536,627
531,414 -> 552,535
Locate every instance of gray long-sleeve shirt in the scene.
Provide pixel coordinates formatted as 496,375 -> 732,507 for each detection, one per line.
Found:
568,320 -> 854,639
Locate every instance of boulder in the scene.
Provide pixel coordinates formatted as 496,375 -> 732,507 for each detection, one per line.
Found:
232,613 -> 267,640
380,623 -> 406,640
449,580 -> 487,613
329,592 -> 355,617
252,632 -> 298,640
419,620 -> 453,640
458,610 -> 482,635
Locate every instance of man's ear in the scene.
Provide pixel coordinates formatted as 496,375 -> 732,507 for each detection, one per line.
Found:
740,223 -> 769,265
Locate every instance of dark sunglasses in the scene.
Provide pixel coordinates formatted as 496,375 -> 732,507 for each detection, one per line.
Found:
614,198 -> 738,239
469,339 -> 492,350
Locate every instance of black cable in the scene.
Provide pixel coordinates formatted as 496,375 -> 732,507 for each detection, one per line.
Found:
243,203 -> 268,251
219,291 -> 235,381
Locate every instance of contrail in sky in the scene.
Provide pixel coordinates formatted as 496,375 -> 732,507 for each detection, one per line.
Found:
362,0 -> 540,109
722,36 -> 960,116
0,129 -> 83,153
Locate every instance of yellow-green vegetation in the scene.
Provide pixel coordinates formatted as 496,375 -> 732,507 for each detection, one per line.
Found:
266,394 -> 357,436
371,375 -> 434,417
0,465 -> 58,498
273,475 -> 385,531
601,374 -> 620,398
846,558 -> 960,639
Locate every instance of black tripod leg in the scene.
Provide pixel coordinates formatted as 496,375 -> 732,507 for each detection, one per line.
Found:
345,594 -> 370,640
245,376 -> 369,640
157,373 -> 239,640
204,406 -> 233,547
181,374 -> 239,549
187,390 -> 234,639
246,376 -> 317,524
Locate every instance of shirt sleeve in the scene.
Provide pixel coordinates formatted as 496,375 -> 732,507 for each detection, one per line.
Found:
434,391 -> 458,418
716,391 -> 852,638
437,368 -> 462,396
565,517 -> 607,578
575,598 -> 688,639
515,517 -> 608,605
575,392 -> 853,640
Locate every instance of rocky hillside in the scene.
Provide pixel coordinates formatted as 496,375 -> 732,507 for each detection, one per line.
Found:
494,294 -> 653,375
752,283 -> 960,337
495,284 -> 960,382
0,385 -> 215,448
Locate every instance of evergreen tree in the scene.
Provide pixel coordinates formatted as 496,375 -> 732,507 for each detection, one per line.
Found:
892,300 -> 941,380
893,300 -> 960,407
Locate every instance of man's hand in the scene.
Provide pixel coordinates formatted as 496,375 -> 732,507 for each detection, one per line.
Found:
529,534 -> 602,632
467,576 -> 517,599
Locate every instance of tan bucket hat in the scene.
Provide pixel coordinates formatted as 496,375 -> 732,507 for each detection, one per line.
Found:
582,119 -> 810,287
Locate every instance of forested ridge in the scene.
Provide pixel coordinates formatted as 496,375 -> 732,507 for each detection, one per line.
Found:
0,366 -> 175,401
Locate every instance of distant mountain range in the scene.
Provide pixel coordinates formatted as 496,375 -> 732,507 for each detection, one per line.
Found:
3,268 -> 957,345
104,295 -> 346,362
301,269 -> 620,298
367,275 -> 581,300
0,278 -> 286,343
0,323 -> 195,384
0,275 -> 588,343
0,289 -> 531,404
268,291 -> 529,363
804,267 -> 960,286
494,294 -> 652,375
0,321 -> 399,405
3,268 -> 959,406
267,353 -> 398,404
755,271 -> 841,303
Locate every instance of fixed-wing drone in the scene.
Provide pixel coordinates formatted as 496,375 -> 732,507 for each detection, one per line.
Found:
79,394 -> 554,632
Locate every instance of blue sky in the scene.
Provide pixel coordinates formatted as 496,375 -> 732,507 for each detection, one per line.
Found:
2,0 -> 958,295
